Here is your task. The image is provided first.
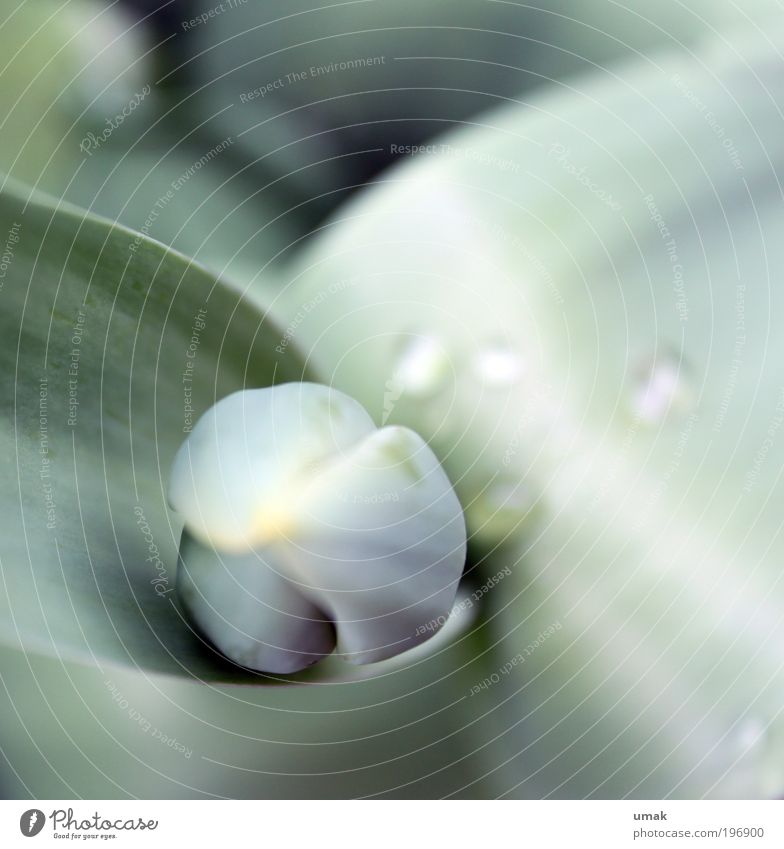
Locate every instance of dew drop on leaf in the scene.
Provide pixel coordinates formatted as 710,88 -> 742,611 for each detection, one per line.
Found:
473,343 -> 525,387
388,335 -> 450,397
630,353 -> 694,424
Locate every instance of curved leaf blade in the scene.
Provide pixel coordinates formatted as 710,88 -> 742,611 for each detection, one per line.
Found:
0,179 -> 305,681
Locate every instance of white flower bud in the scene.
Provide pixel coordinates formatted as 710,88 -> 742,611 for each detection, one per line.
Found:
169,383 -> 467,673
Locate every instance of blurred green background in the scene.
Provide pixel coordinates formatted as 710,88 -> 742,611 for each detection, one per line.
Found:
1,0 -> 782,800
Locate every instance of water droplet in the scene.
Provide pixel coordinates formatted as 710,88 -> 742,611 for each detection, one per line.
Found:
631,354 -> 693,424
733,716 -> 766,756
382,336 -> 450,424
731,717 -> 784,797
395,336 -> 450,395
474,344 -> 525,387
714,715 -> 784,797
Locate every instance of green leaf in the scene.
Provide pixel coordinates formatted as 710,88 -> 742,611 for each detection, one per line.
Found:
183,0 -> 781,187
0,177 -> 307,681
0,0 -> 305,282
0,0 -> 150,195
0,615 -> 498,799
276,20 -> 784,795
278,18 -> 784,542
64,140 -> 297,289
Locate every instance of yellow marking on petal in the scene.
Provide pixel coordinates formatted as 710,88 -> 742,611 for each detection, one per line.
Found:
253,503 -> 296,544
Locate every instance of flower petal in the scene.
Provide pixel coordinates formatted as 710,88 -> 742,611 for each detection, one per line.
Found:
169,382 -> 376,552
278,425 -> 467,664
169,384 -> 467,671
177,531 -> 335,674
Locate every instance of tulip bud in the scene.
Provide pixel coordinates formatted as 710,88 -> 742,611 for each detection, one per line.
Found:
168,382 -> 466,673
